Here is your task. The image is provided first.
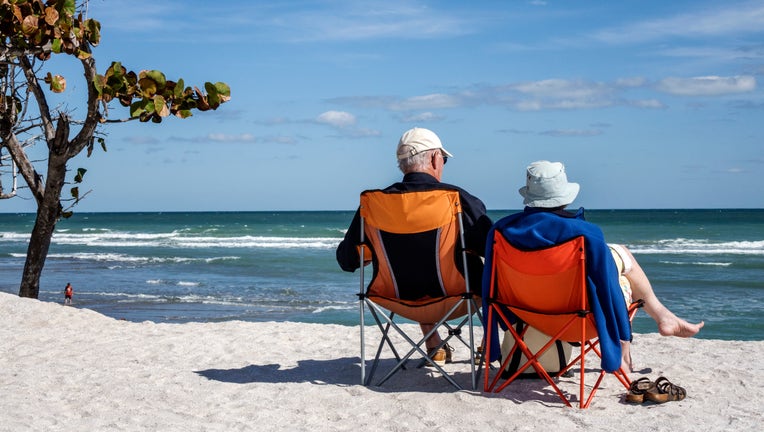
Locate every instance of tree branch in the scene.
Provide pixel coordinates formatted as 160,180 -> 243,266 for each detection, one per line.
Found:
68,56 -> 100,159
18,56 -> 55,144
0,131 -> 45,203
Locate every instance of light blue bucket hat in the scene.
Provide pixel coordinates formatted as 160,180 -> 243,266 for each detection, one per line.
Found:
519,161 -> 580,208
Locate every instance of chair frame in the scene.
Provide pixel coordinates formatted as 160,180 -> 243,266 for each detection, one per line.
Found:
483,234 -> 642,408
357,189 -> 481,390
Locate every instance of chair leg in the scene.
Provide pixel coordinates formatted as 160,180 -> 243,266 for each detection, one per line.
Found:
364,298 -> 480,391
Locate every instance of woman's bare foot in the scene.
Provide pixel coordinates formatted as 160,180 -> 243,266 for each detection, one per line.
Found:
658,317 -> 705,338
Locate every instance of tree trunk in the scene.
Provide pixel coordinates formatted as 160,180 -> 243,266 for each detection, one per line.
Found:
18,153 -> 68,298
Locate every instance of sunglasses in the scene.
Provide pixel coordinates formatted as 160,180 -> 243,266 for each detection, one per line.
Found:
431,150 -> 448,165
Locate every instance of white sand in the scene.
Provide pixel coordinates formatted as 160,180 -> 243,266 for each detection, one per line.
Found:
1,291 -> 760,431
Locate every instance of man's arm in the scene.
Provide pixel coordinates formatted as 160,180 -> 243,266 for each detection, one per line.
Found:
458,191 -> 492,256
336,209 -> 362,272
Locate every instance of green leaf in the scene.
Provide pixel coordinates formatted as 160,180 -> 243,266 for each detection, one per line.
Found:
75,49 -> 91,60
173,79 -> 185,98
92,74 -> 106,96
59,0 -> 76,17
98,137 -> 107,152
145,70 -> 166,89
138,77 -> 157,98
74,168 -> 86,183
175,109 -> 193,119
70,187 -> 79,200
45,73 -> 66,93
84,18 -> 101,46
130,99 -> 150,118
153,95 -> 169,117
213,82 -> 231,99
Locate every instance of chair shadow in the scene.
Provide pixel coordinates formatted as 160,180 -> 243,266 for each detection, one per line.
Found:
195,357 -> 642,401
195,357 -> 359,386
481,379 -> 576,407
195,356 -> 483,394
480,365 -> 650,407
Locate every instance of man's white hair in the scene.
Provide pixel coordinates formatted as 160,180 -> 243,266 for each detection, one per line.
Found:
398,149 -> 434,173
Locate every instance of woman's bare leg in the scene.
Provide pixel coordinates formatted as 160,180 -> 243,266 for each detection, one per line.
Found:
621,247 -> 704,337
621,341 -> 633,373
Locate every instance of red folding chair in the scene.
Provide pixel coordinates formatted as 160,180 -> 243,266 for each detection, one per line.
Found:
483,234 -> 642,408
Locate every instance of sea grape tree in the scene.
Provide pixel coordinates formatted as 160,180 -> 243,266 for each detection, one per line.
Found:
0,0 -> 231,298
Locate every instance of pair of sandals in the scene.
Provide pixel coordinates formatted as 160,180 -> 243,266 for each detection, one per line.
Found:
626,376 -> 687,404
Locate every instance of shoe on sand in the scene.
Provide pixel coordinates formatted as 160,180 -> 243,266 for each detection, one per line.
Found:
427,344 -> 454,366
625,377 -> 655,404
474,346 -> 484,365
645,376 -> 686,403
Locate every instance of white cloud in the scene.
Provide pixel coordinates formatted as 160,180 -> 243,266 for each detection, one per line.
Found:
335,73 -> 754,114
540,129 -> 603,137
262,136 -> 297,145
592,2 -> 764,44
400,112 -> 444,122
511,79 -> 610,99
391,94 -> 461,111
629,99 -> 667,109
505,79 -> 618,110
123,136 -> 159,145
206,133 -> 257,143
316,111 -> 356,127
346,128 -> 382,138
177,1 -> 476,44
615,77 -> 647,88
656,76 -> 756,96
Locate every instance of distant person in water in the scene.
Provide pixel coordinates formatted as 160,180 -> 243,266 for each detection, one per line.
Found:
64,283 -> 73,305
484,160 -> 704,373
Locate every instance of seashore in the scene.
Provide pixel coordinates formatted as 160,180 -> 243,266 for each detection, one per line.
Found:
0,291 -> 760,431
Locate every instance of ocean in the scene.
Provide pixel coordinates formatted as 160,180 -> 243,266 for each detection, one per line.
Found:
1,209 -> 762,341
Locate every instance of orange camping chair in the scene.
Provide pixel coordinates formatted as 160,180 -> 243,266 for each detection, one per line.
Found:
483,234 -> 642,408
357,189 -> 481,390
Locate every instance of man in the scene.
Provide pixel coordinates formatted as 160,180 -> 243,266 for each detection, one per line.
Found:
483,160 -> 704,372
64,282 -> 73,305
336,127 -> 492,364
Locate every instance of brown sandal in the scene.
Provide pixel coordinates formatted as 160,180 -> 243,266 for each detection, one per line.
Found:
645,376 -> 686,403
625,377 -> 655,403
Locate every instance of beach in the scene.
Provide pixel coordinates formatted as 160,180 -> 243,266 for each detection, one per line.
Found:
1,292 -> 760,431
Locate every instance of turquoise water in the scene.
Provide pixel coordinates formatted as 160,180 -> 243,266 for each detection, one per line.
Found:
1,209 -> 762,341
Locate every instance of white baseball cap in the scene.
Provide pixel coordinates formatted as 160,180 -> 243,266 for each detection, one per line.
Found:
396,127 -> 453,160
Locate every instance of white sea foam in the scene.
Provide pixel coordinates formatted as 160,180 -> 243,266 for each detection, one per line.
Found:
146,279 -> 202,288
629,238 -> 764,256
312,304 -> 355,314
659,260 -> 732,267
9,251 -> 241,265
1,230 -> 341,249
45,252 -> 202,264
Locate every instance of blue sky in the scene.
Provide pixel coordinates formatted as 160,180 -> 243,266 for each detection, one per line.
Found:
4,0 -> 764,212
